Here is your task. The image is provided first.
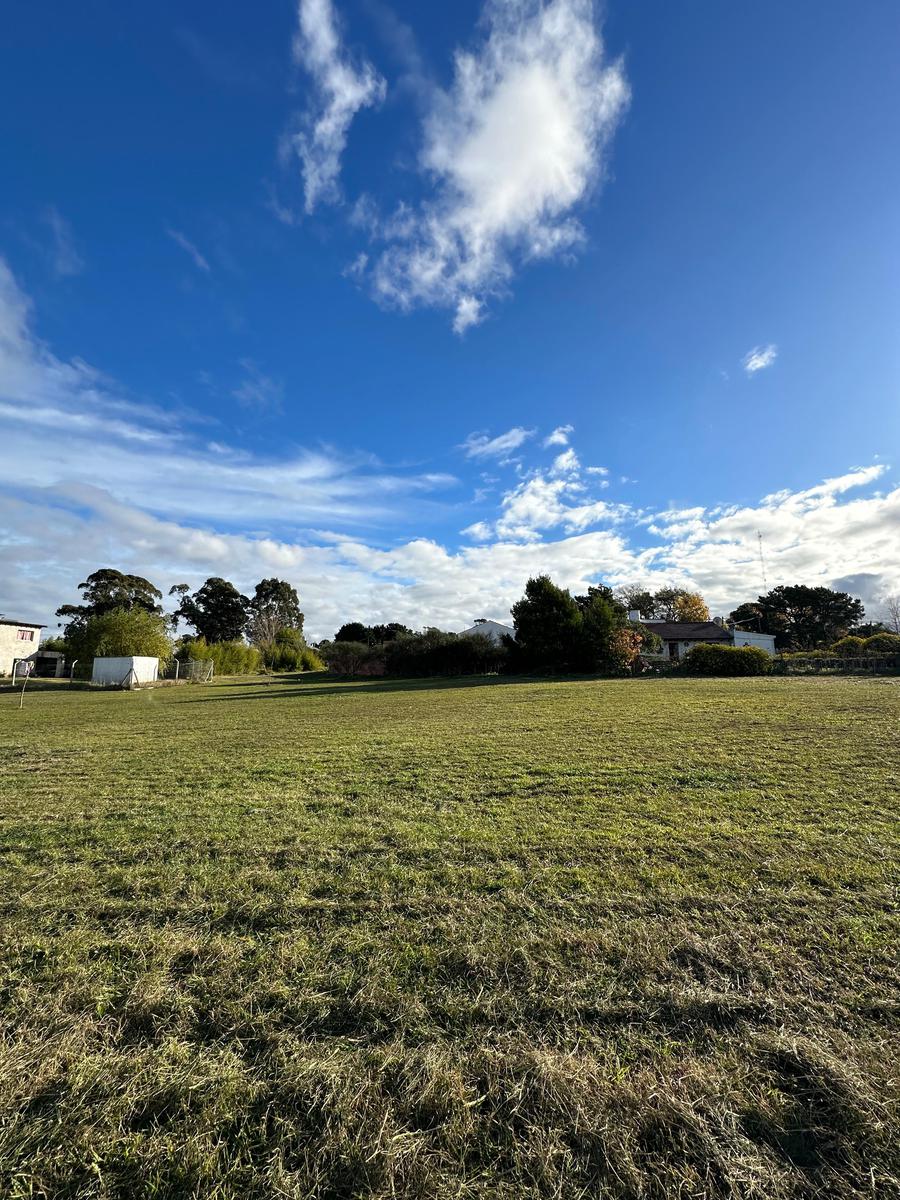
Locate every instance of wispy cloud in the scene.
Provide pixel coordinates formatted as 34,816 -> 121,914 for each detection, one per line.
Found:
2,257 -> 897,642
166,227 -> 211,272
544,424 -> 573,447
0,256 -> 453,537
289,0 -> 386,212
43,207 -> 84,277
367,0 -> 628,332
462,426 -> 534,459
742,343 -> 778,374
231,359 -> 284,413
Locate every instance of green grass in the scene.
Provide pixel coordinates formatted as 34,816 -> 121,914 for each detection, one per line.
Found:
1,674 -> 898,1199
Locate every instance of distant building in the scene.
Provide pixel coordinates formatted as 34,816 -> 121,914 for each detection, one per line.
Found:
639,618 -> 777,659
461,619 -> 515,645
0,618 -> 44,677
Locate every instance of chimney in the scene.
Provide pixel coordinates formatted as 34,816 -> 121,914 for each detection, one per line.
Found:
627,610 -> 642,622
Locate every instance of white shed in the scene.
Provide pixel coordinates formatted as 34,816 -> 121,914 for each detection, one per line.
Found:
92,656 -> 159,687
731,629 -> 777,656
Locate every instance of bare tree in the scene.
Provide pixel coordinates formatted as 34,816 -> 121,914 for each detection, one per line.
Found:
885,593 -> 900,634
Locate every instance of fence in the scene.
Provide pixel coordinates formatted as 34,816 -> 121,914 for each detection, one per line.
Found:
168,658 -> 214,683
778,655 -> 900,675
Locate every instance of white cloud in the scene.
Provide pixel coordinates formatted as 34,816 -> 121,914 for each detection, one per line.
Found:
462,426 -> 534,459
43,207 -> 84,277
544,424 -> 573,446
452,295 -> 483,335
550,448 -> 579,474
289,0 -> 386,212
166,227 -> 211,272
369,0 -> 628,328
0,257 -> 453,537
742,343 -> 778,374
2,258 -> 898,642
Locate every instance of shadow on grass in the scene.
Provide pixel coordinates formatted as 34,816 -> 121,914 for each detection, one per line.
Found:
178,671 -> 636,702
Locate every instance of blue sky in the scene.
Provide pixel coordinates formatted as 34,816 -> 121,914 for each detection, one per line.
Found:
1,0 -> 898,637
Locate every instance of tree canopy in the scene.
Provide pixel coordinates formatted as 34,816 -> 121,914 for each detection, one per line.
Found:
170,578 -> 250,643
334,622 -> 412,645
248,578 -> 304,646
56,568 -> 162,635
510,576 -> 645,673
64,607 -> 172,665
728,585 -> 865,649
614,585 -> 709,622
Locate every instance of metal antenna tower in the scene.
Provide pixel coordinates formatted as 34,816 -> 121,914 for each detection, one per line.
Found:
757,530 -> 768,592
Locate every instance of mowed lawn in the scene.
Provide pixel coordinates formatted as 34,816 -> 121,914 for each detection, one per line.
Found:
0,675 -> 897,1199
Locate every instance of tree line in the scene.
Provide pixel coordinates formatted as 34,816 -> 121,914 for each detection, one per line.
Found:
52,568 -> 321,673
47,566 -> 897,678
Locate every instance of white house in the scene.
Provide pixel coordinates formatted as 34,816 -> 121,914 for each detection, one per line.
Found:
461,619 -> 515,645
638,618 -> 777,659
91,656 -> 159,687
0,618 -> 44,677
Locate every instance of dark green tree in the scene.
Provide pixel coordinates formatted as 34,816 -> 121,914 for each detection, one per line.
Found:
575,586 -> 623,670
335,622 -> 369,643
729,585 -> 865,649
248,578 -> 304,646
170,578 -> 250,643
57,568 -> 162,636
511,576 -> 582,671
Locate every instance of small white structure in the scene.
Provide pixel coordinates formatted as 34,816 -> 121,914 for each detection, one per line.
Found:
731,629 -> 777,655
0,618 -> 44,676
92,656 -> 159,687
461,619 -> 515,644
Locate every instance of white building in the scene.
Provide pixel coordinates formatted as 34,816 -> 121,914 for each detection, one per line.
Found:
638,618 -> 777,659
460,619 -> 515,645
91,656 -> 159,687
0,618 -> 44,676
731,628 -> 777,655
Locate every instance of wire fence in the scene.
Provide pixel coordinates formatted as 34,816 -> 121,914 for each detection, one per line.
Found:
168,658 -> 214,683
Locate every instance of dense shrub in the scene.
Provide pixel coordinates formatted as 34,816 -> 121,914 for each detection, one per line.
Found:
681,643 -> 771,676
258,627 -> 322,672
66,607 -> 172,666
862,632 -> 900,654
178,637 -> 260,675
831,636 -> 867,656
386,630 -> 506,676
319,640 -> 384,675
300,646 -> 325,671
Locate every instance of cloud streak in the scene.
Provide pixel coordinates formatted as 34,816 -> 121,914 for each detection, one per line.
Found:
462,426 -> 534,459
166,227 -> 211,272
289,0 -> 386,212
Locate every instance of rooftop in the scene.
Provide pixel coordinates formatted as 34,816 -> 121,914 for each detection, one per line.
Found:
0,618 -> 45,628
642,621 -> 731,641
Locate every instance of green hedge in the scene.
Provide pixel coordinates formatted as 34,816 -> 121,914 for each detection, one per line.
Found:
681,643 -> 771,676
178,638 -> 260,675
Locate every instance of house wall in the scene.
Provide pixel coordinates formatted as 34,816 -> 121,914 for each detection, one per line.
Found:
0,624 -> 42,676
91,656 -> 159,686
731,630 -> 777,655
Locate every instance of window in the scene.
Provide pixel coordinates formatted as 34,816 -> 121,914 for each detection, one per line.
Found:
16,629 -> 35,641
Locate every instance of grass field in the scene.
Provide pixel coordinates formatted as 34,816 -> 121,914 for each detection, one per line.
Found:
1,674 -> 898,1199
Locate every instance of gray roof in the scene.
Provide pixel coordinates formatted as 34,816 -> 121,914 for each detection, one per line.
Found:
0,618 -> 45,628
643,621 -> 730,642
